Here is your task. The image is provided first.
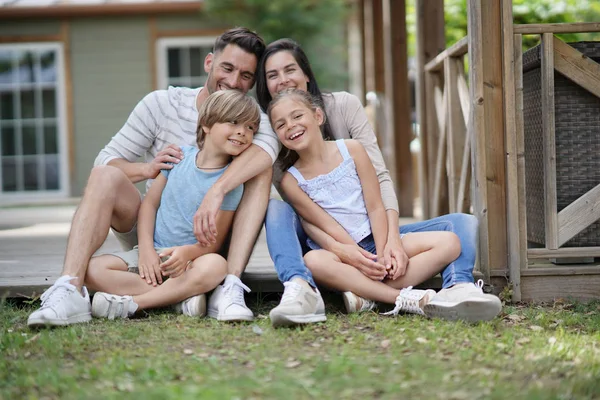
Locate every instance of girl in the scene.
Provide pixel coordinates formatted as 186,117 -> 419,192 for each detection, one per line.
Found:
83,90 -> 260,320
268,88 -> 462,320
258,39 -> 501,326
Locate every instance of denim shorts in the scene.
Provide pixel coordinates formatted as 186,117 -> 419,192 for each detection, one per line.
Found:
356,232 -> 406,254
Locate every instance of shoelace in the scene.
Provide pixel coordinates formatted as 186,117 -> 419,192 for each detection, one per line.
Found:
280,281 -> 303,304
382,286 -> 425,316
359,297 -> 376,312
223,280 -> 251,305
475,279 -> 485,292
39,276 -> 76,309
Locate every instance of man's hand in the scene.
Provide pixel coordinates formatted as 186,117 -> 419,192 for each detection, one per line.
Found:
383,232 -> 409,280
194,185 -> 225,246
159,246 -> 194,278
145,144 -> 183,179
138,248 -> 163,286
333,243 -> 387,280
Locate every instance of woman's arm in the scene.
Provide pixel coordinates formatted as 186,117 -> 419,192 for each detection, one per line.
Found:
346,140 -> 388,258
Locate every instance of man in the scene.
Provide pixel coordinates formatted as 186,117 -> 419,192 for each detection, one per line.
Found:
28,27 -> 279,327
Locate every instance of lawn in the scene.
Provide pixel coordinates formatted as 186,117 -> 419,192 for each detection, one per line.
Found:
1,294 -> 599,400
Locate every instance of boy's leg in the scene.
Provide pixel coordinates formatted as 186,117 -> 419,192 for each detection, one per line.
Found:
400,213 -> 501,321
266,199 -> 327,327
209,168 -> 272,321
27,166 -> 141,327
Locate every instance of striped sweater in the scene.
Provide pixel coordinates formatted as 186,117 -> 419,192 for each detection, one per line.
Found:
94,86 -> 280,192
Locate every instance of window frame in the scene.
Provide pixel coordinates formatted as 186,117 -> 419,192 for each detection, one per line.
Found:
0,42 -> 69,204
156,36 -> 216,90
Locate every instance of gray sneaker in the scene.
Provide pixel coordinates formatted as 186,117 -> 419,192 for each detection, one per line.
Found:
423,280 -> 502,322
269,281 -> 327,327
174,294 -> 206,317
343,291 -> 376,314
382,286 -> 436,316
91,292 -> 138,320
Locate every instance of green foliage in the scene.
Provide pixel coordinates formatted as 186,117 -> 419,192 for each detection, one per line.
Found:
204,0 -> 350,91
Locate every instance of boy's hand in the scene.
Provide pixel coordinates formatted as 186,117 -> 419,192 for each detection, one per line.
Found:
159,246 -> 194,278
138,248 -> 163,286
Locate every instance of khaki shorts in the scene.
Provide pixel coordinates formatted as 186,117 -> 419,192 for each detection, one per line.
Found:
112,246 -> 169,274
112,223 -> 138,251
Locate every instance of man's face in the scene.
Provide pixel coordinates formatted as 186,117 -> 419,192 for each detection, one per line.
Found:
203,44 -> 258,94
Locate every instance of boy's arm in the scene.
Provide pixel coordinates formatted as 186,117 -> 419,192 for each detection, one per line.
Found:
346,140 -> 388,261
137,173 -> 167,285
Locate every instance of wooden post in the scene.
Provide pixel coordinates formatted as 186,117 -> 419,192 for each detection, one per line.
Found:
363,0 -> 385,95
502,0 -> 523,301
382,0 -> 413,216
467,0 -> 508,280
415,0 -> 446,219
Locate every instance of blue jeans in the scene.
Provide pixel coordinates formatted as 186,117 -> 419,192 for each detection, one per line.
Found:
265,199 -> 478,289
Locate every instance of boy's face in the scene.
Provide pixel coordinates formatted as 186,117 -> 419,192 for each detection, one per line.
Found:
203,44 -> 258,95
204,121 -> 256,157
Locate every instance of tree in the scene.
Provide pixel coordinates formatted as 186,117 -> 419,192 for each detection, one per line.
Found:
204,0 -> 350,91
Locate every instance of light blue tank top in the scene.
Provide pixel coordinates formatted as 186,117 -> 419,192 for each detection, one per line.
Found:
288,139 -> 371,249
153,146 -> 244,248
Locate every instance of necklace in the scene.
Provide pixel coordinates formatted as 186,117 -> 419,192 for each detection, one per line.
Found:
196,164 -> 227,170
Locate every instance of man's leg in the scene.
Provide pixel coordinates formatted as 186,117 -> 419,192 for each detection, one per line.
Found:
27,165 -> 142,327
207,168 -> 272,321
399,213 -> 501,322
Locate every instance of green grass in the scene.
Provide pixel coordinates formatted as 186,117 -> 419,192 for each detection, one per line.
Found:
1,294 -> 599,400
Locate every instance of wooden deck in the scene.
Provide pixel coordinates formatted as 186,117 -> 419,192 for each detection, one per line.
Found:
0,204 -> 428,298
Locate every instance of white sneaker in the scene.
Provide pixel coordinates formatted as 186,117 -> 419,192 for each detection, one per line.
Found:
343,291 -> 376,314
269,281 -> 327,327
423,280 -> 502,322
382,286 -> 436,316
91,292 -> 138,320
27,275 -> 92,327
207,275 -> 254,321
174,294 -> 206,317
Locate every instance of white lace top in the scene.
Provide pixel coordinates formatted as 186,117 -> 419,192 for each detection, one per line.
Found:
287,139 -> 372,249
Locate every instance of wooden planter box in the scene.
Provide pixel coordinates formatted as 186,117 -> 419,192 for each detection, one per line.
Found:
523,42 -> 600,247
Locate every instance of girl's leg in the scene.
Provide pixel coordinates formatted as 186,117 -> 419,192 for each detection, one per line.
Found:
304,250 -> 399,304
265,199 -> 316,287
85,254 -> 152,296
133,254 -> 228,310
386,231 -> 461,290
399,213 -> 477,288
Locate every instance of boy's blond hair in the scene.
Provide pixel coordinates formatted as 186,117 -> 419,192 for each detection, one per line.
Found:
196,90 -> 261,150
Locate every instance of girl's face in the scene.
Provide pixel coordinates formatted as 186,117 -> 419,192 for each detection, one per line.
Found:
270,97 -> 324,151
265,51 -> 310,99
203,120 -> 256,157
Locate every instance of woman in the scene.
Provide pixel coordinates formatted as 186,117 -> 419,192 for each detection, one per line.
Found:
256,39 -> 501,327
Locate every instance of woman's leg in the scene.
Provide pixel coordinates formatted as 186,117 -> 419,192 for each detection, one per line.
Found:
386,231 -> 461,289
304,250 -> 400,304
133,254 -> 227,310
399,213 -> 478,288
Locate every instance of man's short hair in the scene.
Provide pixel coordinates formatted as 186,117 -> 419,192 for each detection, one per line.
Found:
213,27 -> 266,60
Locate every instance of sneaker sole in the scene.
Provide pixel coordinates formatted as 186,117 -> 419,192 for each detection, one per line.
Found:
270,312 -> 327,328
27,312 -> 92,327
207,309 -> 254,322
423,299 -> 502,323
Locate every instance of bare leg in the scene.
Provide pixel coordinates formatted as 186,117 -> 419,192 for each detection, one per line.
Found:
85,255 -> 151,296
386,231 -> 461,289
133,254 -> 227,309
62,165 -> 141,291
226,167 -> 272,276
304,250 -> 400,304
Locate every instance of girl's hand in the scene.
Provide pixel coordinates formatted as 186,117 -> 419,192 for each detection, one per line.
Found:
334,243 -> 387,280
159,246 -> 194,278
138,248 -> 163,286
383,233 -> 409,280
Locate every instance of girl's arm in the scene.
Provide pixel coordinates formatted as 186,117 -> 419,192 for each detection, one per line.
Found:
345,140 -> 388,259
280,172 -> 356,245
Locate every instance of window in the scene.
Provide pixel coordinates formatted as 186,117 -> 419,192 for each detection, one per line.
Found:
0,43 -> 68,201
156,37 -> 216,90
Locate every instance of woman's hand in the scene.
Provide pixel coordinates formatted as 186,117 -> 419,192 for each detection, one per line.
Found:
159,246 -> 195,278
138,248 -> 163,286
333,243 -> 387,280
383,232 -> 409,280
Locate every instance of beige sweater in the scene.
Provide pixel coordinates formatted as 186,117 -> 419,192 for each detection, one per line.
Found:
273,91 -> 399,213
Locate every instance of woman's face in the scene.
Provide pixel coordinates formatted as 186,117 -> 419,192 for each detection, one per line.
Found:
264,51 -> 310,99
